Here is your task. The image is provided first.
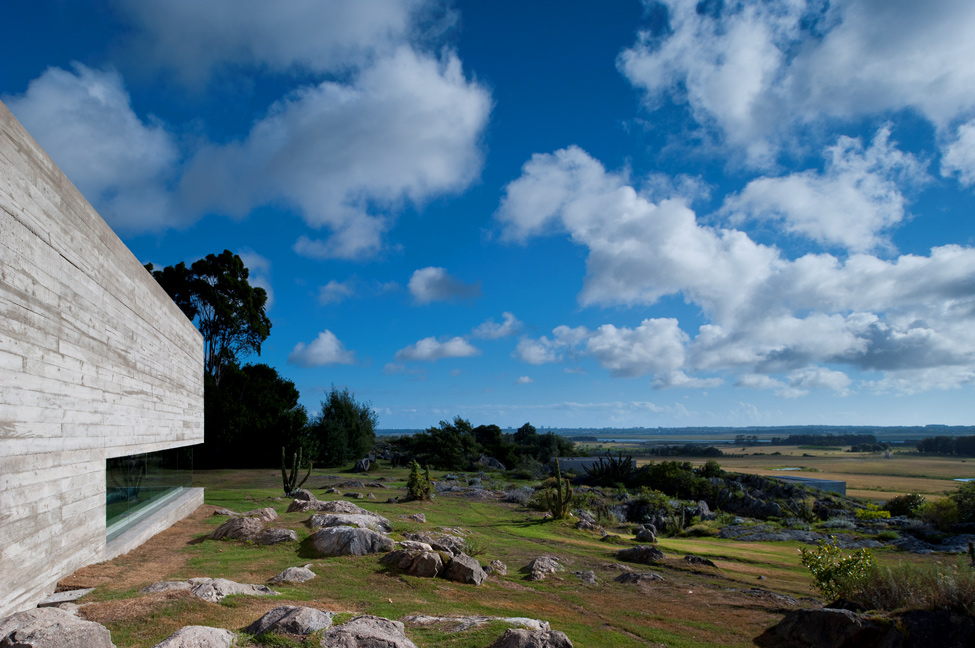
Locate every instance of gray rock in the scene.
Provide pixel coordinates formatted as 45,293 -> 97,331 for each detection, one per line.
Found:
309,513 -> 392,533
616,545 -> 665,564
487,628 -> 573,648
634,528 -> 656,543
0,607 -> 115,648
485,560 -> 508,576
244,606 -> 334,636
381,549 -> 444,578
211,508 -> 237,517
320,615 -> 418,648
444,552 -> 487,586
406,513 -> 426,523
309,526 -> 394,557
257,527 -> 298,545
288,499 -> 380,515
402,532 -> 465,555
614,572 -> 664,584
402,616 -> 549,633
760,608 -> 886,648
291,489 -> 317,502
143,578 -> 277,603
269,565 -> 316,584
151,626 -> 235,648
524,556 -> 564,581
574,570 -> 598,585
37,589 -> 95,607
242,507 -> 278,522
353,458 -> 371,473
684,555 -> 717,568
209,516 -> 264,541
397,540 -> 434,552
345,492 -> 365,499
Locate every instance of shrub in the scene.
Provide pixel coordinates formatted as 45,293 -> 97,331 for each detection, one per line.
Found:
799,535 -> 874,600
855,506 -> 891,521
405,460 -> 432,501
950,481 -> 975,523
846,558 -> 975,614
699,458 -> 724,479
681,521 -> 720,537
883,493 -> 926,518
503,486 -> 533,505
922,498 -> 960,531
875,530 -> 899,541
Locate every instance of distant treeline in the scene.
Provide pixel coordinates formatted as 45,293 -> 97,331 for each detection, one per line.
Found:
769,434 -> 882,447
916,435 -> 975,456
645,444 -> 724,458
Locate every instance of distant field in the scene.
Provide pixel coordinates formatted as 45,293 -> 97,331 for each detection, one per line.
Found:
625,446 -> 974,502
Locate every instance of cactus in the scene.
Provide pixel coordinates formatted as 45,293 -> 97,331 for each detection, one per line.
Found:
543,458 -> 574,520
281,447 -> 313,495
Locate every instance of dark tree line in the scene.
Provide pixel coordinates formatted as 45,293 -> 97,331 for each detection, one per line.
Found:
916,435 -> 975,456
390,419 -> 580,471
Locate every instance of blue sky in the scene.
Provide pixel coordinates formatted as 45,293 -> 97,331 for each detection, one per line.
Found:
3,0 -> 975,430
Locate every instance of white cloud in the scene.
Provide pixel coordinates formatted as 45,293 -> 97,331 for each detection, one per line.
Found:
516,376 -> 534,384
408,266 -> 480,304
619,0 -> 975,164
237,248 -> 274,309
288,331 -> 356,367
473,312 -> 522,339
722,127 -> 927,252
942,119 -> 975,186
394,336 -> 479,362
2,64 -> 180,233
318,280 -> 355,305
113,0 -> 429,84
498,145 -> 975,393
182,47 -> 491,259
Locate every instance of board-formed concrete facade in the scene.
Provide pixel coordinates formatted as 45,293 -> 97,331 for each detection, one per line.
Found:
0,100 -> 204,616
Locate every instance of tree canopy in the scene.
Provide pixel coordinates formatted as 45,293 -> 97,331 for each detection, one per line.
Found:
146,250 -> 271,384
308,387 -> 378,467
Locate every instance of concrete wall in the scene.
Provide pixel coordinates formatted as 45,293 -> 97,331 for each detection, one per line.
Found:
0,100 -> 204,616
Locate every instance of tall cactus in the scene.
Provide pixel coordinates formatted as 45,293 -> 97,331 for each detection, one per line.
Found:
281,447 -> 313,495
543,458 -> 573,520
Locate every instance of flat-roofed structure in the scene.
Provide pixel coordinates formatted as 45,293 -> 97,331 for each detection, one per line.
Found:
0,100 -> 204,616
775,475 -> 847,496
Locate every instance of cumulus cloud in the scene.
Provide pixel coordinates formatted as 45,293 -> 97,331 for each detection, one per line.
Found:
2,64 -> 181,233
288,331 -> 356,367
181,48 -> 489,259
394,336 -> 480,362
619,0 -> 975,164
408,266 -> 481,304
722,127 -> 928,252
473,312 -> 522,339
112,0 -> 428,84
318,280 -> 355,305
237,248 -> 274,309
516,376 -> 534,384
942,119 -> 975,186
498,145 -> 975,393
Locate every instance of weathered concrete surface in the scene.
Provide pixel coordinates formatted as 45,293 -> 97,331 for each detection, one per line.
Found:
0,99 -> 204,616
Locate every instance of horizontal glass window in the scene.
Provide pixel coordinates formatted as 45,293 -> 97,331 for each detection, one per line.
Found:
106,447 -> 194,541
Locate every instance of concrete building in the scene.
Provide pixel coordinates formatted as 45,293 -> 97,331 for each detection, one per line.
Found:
0,100 -> 204,616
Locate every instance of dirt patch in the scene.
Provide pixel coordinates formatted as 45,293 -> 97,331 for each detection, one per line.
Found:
59,505 -> 219,593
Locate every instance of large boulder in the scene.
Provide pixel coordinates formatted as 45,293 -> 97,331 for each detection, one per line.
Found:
151,626 -> 236,648
244,606 -> 334,636
0,607 -> 115,648
402,532 -> 465,555
288,499 -> 380,516
291,489 -> 317,502
257,527 -> 298,545
524,556 -> 564,581
759,608 -> 887,648
309,526 -> 394,557
319,615 -> 418,648
353,458 -> 371,473
616,546 -> 665,565
209,516 -> 263,541
269,565 -> 316,584
310,513 -> 392,533
381,549 -> 444,578
614,572 -> 664,585
241,507 -> 278,522
443,552 -> 487,586
488,628 -> 573,648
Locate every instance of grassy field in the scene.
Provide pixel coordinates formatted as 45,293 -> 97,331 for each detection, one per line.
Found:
59,460 -> 964,648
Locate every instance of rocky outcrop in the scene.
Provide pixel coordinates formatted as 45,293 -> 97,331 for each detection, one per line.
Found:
141,578 -> 277,603
488,628 -> 573,648
241,507 -> 278,522
402,532 -> 466,555
485,560 -> 508,576
684,555 -> 717,568
0,607 -> 115,648
614,572 -> 664,584
291,489 -> 317,502
208,517 -> 296,545
616,546 -> 665,565
443,552 -> 487,585
287,498 -> 380,515
310,512 -> 392,533
524,557 -> 564,581
319,615 -> 418,648
353,458 -> 371,473
402,616 -> 550,633
244,606 -> 334,636
269,565 -> 316,584
151,626 -> 236,648
308,525 -> 394,556
381,549 -> 445,578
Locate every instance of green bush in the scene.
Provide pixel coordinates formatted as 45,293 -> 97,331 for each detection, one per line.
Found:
922,498 -> 959,531
883,493 -> 926,518
855,506 -> 891,520
799,535 -> 875,600
845,558 -> 975,614
950,481 -> 975,523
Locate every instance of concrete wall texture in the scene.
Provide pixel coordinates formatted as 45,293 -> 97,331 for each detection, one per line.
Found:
0,99 -> 204,616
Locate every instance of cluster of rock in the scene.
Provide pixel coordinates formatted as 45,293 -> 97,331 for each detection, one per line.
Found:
0,605 -> 573,648
208,506 -> 299,545
382,530 -> 488,586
